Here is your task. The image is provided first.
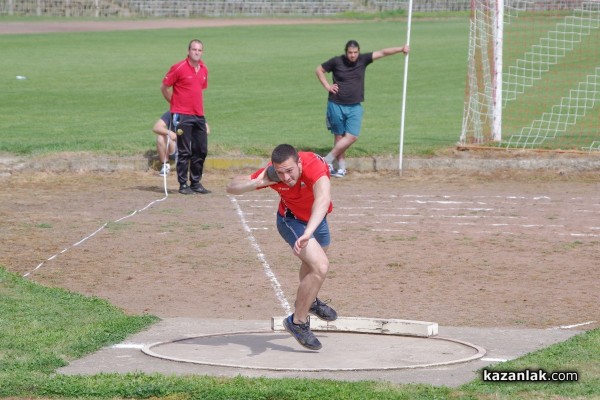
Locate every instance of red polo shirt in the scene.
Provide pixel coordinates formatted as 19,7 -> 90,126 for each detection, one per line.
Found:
252,152 -> 333,222
162,58 -> 208,116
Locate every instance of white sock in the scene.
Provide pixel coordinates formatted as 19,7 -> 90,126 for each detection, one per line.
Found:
325,153 -> 335,164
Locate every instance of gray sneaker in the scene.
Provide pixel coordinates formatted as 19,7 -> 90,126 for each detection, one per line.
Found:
309,298 -> 338,321
158,164 -> 170,176
283,314 -> 322,350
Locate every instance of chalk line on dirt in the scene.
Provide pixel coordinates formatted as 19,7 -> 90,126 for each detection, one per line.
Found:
22,194 -> 169,278
228,195 -> 291,315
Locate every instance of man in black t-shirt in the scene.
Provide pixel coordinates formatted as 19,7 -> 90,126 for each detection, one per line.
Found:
316,40 -> 409,177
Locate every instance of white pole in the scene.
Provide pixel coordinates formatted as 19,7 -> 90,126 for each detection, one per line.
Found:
398,0 -> 413,175
493,0 -> 504,141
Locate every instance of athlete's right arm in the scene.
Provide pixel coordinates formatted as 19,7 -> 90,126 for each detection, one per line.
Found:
226,169 -> 273,195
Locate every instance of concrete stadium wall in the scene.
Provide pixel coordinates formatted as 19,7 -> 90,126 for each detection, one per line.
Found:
0,0 -> 471,17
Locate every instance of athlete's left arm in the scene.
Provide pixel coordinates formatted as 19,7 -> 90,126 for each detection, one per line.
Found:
293,176 -> 331,255
305,176 -> 332,238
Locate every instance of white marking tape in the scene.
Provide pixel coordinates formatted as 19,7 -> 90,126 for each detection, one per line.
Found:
229,196 -> 291,315
481,357 -> 508,362
23,191 -> 169,278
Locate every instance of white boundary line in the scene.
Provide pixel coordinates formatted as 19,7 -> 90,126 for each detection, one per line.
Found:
142,331 -> 486,372
23,190 -> 169,278
111,343 -> 145,349
228,195 -> 291,315
548,321 -> 597,330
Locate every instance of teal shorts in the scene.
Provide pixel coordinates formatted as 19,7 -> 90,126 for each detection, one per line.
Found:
326,101 -> 364,137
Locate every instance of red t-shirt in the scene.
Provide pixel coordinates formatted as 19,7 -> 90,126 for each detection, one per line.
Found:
162,58 -> 208,116
251,152 -> 333,222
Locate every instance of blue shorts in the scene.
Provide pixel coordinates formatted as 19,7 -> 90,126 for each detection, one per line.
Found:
326,101 -> 364,137
276,212 -> 331,248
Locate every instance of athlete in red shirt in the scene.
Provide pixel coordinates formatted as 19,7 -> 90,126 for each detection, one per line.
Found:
227,144 -> 338,351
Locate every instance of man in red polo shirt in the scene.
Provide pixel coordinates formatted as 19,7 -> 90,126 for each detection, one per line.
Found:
160,39 -> 211,195
226,144 -> 338,351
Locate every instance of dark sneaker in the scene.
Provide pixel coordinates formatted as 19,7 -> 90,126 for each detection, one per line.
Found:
179,184 -> 194,195
283,314 -> 322,350
331,168 -> 346,178
327,163 -> 335,175
190,183 -> 211,194
309,298 -> 338,321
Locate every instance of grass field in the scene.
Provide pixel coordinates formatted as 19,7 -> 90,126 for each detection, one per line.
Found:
1,266 -> 598,399
1,15 -> 598,400
0,17 -> 469,158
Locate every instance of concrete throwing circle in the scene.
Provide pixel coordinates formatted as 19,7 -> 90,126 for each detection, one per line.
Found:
142,330 -> 485,371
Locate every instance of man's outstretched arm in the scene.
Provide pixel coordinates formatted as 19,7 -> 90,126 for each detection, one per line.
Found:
372,45 -> 410,61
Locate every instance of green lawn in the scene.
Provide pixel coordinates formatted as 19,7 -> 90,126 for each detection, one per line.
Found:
1,15 -> 597,400
0,17 -> 469,158
1,266 -> 597,399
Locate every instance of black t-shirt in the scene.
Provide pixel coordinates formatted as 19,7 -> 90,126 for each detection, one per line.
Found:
321,52 -> 373,105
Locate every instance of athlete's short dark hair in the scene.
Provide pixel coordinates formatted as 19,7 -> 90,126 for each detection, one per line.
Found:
271,144 -> 299,164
